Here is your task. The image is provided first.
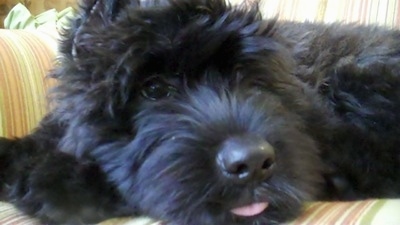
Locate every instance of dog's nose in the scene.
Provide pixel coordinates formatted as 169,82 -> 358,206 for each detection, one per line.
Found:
217,135 -> 275,184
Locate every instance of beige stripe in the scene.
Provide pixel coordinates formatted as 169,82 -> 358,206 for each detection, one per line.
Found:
316,0 -> 329,22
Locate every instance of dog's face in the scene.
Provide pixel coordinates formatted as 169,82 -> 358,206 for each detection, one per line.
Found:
54,0 -> 325,224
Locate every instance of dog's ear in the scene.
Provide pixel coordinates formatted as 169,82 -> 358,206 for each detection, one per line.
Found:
78,0 -> 133,25
69,0 -> 133,61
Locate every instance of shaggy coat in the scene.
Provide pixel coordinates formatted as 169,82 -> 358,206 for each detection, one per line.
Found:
0,0 -> 399,224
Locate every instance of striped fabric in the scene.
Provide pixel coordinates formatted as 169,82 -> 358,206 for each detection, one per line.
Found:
231,0 -> 400,28
1,200 -> 400,225
288,200 -> 400,225
0,29 -> 57,138
323,0 -> 399,27
0,202 -> 40,225
100,200 -> 400,225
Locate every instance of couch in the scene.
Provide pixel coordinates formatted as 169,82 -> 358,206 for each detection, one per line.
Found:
0,21 -> 400,225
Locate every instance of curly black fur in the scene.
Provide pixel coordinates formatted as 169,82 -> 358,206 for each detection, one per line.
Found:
1,0 -> 400,224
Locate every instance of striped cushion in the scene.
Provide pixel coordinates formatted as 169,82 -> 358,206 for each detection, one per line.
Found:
101,200 -> 400,225
259,0 -> 399,28
289,200 -> 400,225
0,29 -> 57,138
0,202 -> 40,225
1,200 -> 400,225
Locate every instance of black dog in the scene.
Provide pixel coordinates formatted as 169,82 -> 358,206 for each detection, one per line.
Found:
1,0 -> 400,224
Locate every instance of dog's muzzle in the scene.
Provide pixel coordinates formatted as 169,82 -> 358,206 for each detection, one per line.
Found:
216,135 -> 275,216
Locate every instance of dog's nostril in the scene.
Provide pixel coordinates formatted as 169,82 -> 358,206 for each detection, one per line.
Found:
227,163 -> 249,177
217,135 -> 275,183
262,158 -> 274,170
235,164 -> 249,175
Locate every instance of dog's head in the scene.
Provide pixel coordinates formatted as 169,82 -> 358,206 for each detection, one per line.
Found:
53,0 -> 327,224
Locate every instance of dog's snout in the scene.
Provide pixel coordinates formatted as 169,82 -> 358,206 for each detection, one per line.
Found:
217,135 -> 275,184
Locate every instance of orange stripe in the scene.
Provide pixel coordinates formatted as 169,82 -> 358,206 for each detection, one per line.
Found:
290,202 -> 333,225
316,202 -> 353,224
342,200 -> 374,224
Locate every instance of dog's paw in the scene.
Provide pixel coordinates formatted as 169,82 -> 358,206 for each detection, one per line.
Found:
8,151 -> 131,224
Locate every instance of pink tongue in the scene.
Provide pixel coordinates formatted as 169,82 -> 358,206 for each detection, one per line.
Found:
230,202 -> 269,217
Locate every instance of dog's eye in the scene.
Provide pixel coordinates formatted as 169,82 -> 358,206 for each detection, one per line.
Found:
141,77 -> 178,100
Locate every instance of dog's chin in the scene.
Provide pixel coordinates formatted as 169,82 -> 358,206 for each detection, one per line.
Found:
199,200 -> 300,225
223,200 -> 301,225
228,204 -> 300,225
131,185 -> 302,225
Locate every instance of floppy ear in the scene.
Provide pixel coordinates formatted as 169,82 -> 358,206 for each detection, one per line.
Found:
77,0 -> 133,27
66,0 -> 133,61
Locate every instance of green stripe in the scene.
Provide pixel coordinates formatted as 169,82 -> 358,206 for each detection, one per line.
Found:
359,200 -> 387,225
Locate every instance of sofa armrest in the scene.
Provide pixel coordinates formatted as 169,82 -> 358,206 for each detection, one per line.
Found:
0,29 -> 57,138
